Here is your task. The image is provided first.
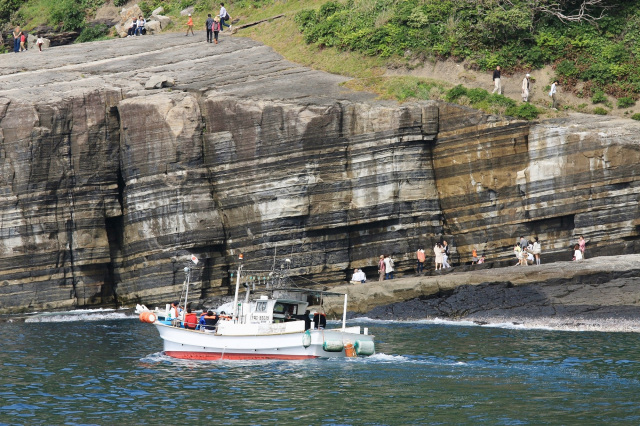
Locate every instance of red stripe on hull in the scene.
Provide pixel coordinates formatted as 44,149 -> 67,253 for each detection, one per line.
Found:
165,351 -> 319,360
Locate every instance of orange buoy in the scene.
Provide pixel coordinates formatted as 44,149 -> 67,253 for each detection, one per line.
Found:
344,342 -> 356,358
139,312 -> 157,323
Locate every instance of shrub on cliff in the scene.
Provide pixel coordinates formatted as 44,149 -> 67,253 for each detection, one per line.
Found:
75,23 -> 109,43
505,103 -> 540,120
631,113 -> 640,121
617,97 -> 635,109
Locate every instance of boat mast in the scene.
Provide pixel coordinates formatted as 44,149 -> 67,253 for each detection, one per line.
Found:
183,266 -> 191,320
232,255 -> 243,322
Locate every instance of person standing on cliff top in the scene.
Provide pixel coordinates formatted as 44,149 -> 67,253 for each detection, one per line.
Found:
492,66 -> 502,94
186,14 -> 194,36
12,26 -> 22,53
416,248 -> 425,275
212,16 -> 221,44
549,80 -> 559,109
522,74 -> 530,102
205,14 -> 214,43
219,3 -> 232,32
378,255 -> 385,282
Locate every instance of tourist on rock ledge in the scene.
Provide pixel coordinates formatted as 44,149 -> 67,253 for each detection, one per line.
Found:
378,255 -> 385,282
578,235 -> 586,259
186,14 -> 195,36
442,240 -> 451,268
471,247 -> 478,265
384,254 -> 394,280
533,237 -> 541,265
573,244 -> 583,261
416,247 -> 425,275
434,243 -> 444,270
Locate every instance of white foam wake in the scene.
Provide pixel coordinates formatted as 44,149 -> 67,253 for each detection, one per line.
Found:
24,308 -> 135,323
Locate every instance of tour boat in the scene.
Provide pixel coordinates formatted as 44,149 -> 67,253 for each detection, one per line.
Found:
139,256 -> 375,360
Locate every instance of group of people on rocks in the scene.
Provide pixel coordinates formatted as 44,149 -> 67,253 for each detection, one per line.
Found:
378,254 -> 395,281
513,236 -> 541,266
354,233 -> 587,283
127,16 -> 147,37
197,3 -> 233,43
10,26 -> 45,53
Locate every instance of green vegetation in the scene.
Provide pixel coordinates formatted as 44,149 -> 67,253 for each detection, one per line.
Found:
591,90 -> 607,104
593,107 -> 608,115
617,97 -> 635,108
3,0 -> 638,121
296,0 -> 640,102
75,22 -> 108,43
631,113 -> 640,121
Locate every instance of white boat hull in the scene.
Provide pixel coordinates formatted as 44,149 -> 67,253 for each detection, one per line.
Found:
155,322 -> 375,360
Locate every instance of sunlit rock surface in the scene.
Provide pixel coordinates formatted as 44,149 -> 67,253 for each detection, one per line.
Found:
0,34 -> 638,313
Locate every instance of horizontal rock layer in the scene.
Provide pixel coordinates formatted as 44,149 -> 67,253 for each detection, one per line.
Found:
0,34 -> 638,313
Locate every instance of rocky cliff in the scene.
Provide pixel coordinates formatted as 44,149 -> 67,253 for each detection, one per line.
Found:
0,34 -> 638,314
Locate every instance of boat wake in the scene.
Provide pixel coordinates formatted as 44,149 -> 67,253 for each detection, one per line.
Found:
351,316 -> 640,333
24,308 -> 134,323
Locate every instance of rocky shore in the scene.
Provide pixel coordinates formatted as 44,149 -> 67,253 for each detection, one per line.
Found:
322,253 -> 640,331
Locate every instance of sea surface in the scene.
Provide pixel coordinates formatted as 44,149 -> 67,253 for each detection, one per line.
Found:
2,310 -> 640,425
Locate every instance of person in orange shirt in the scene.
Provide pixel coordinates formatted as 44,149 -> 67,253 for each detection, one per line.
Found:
416,248 -> 425,275
471,248 -> 478,264
186,13 -> 194,36
184,307 -> 198,329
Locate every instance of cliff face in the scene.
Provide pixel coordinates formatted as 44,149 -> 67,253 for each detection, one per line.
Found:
0,35 -> 638,313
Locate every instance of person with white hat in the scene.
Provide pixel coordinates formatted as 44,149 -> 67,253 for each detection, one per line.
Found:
186,13 -> 194,36
522,73 -> 531,102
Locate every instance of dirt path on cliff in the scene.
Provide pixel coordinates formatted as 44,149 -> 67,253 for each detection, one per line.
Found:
385,60 -> 636,119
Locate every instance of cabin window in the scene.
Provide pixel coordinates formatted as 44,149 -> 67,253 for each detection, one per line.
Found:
273,302 -> 285,314
256,301 -> 267,312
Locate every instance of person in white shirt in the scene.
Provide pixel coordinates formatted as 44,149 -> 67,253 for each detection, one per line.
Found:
219,2 -> 232,31
135,15 -> 146,36
549,80 -> 559,109
36,35 -> 44,52
522,74 -> 530,102
383,255 -> 394,280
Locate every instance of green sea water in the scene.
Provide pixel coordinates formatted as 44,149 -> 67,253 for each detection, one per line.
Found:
1,312 -> 639,425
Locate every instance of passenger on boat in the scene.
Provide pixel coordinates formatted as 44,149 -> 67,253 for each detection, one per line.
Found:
184,307 -> 198,329
203,310 -> 219,330
303,310 -> 311,330
168,302 -> 181,326
199,312 -> 206,327
313,312 -> 327,329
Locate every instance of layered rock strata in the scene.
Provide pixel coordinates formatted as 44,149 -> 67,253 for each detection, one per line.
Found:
0,34 -> 638,314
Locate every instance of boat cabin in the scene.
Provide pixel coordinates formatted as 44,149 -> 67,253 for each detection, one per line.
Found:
248,295 -> 308,324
